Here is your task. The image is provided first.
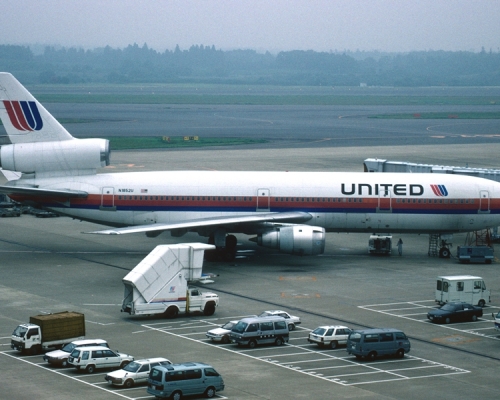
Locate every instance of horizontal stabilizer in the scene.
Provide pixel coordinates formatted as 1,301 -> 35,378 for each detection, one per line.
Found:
87,211 -> 312,235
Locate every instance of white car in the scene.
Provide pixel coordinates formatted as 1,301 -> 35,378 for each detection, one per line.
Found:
43,339 -> 108,367
258,310 -> 301,331
308,325 -> 352,349
68,346 -> 134,374
105,357 -> 171,388
206,321 -> 238,343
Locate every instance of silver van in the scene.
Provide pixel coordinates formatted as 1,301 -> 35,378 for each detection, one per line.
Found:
147,362 -> 224,400
346,328 -> 410,361
230,316 -> 289,348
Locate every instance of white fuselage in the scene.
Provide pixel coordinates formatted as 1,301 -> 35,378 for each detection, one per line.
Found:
16,170 -> 500,235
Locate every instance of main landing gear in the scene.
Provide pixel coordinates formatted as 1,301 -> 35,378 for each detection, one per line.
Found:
205,234 -> 237,262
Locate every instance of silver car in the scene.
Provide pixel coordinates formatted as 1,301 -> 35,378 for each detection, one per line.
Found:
68,346 -> 134,374
206,321 -> 238,343
308,325 -> 352,349
105,357 -> 171,388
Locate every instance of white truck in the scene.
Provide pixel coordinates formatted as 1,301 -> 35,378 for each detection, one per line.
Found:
435,275 -> 490,307
11,311 -> 85,355
121,243 -> 219,318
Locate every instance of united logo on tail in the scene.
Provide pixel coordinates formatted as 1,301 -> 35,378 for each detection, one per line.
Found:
2,100 -> 43,131
430,184 -> 448,196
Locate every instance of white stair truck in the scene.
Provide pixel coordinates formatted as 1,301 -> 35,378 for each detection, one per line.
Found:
121,243 -> 219,318
435,275 -> 490,307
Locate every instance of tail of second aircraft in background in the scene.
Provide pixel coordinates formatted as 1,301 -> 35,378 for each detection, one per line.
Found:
0,72 -> 109,177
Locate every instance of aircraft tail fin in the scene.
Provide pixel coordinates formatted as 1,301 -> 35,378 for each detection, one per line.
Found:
0,72 -> 74,144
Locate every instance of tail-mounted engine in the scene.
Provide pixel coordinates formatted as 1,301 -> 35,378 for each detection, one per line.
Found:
253,225 -> 326,255
0,138 -> 110,174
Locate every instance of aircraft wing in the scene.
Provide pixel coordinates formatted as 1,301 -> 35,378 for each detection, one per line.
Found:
87,211 -> 313,235
0,184 -> 88,198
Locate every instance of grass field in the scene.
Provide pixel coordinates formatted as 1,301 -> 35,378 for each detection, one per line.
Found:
35,93 -> 500,106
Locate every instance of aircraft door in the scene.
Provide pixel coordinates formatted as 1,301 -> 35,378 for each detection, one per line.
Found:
479,190 -> 490,213
377,188 -> 392,212
256,188 -> 270,212
100,187 -> 116,210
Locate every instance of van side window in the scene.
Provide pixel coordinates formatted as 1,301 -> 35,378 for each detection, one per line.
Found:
247,323 -> 258,332
185,369 -> 202,380
260,321 -> 273,331
167,371 -> 185,381
457,281 -> 464,291
364,334 -> 379,343
395,332 -> 407,340
274,321 -> 287,330
474,280 -> 482,290
379,333 -> 393,342
204,368 -> 220,377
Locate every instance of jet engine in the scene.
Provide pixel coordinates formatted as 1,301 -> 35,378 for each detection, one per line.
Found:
252,225 -> 325,255
0,138 -> 110,173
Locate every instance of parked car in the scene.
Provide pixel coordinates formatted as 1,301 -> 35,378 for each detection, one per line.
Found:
347,328 -> 411,361
43,339 -> 109,367
68,346 -> 134,373
258,310 -> 301,331
34,210 -> 59,218
206,320 -> 238,343
427,302 -> 483,324
0,207 -> 20,217
308,325 -> 352,349
105,357 -> 171,388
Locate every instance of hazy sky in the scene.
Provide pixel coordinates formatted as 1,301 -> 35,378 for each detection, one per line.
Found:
2,0 -> 499,53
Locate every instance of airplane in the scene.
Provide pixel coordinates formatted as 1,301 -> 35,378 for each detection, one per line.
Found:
1,71 -> 500,260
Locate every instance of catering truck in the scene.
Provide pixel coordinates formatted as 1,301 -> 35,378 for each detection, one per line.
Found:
435,275 -> 490,307
11,311 -> 85,354
121,243 -> 219,318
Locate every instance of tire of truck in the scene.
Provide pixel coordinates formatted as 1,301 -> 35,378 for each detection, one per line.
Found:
439,247 -> 451,258
478,299 -> 486,307
203,302 -> 216,316
164,306 -> 179,319
86,364 -> 96,374
275,336 -> 284,346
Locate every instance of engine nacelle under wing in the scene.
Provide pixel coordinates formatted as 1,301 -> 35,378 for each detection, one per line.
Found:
255,225 -> 325,255
0,138 -> 110,173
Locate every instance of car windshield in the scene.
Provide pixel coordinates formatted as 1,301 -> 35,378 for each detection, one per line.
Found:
12,326 -> 28,337
258,312 -> 272,317
232,321 -> 248,334
61,343 -> 78,352
440,304 -> 457,311
123,361 -> 141,372
221,322 -> 236,330
348,332 -> 362,342
312,327 -> 327,335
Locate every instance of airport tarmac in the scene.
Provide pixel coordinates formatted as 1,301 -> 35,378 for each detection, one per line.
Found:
2,144 -> 500,399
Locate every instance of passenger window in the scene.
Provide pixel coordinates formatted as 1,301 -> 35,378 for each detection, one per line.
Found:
246,323 -> 258,332
82,351 -> 89,360
167,371 -> 185,381
204,368 -> 219,377
326,329 -> 334,336
395,332 -> 407,340
364,334 -> 379,343
139,364 -> 149,373
474,281 -> 482,290
103,350 -> 115,357
185,369 -> 202,380
260,322 -> 273,331
274,321 -> 287,330
379,333 -> 393,342
457,282 -> 464,291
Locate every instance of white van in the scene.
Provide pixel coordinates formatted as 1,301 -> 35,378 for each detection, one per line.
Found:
230,316 -> 289,348
147,362 -> 224,399
43,339 -> 108,367
436,275 -> 490,307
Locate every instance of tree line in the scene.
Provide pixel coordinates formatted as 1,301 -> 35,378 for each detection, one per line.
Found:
1,43 -> 499,86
